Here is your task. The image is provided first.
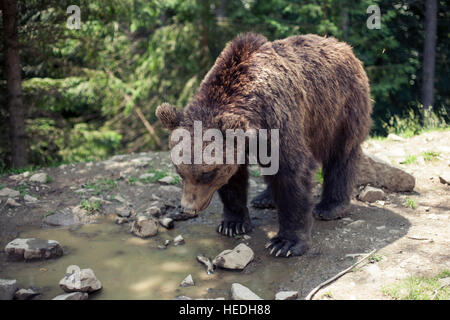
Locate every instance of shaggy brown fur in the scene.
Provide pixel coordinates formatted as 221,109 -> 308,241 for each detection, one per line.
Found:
156,33 -> 372,257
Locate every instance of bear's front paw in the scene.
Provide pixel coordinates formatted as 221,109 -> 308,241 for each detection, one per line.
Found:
265,235 -> 309,257
217,220 -> 252,237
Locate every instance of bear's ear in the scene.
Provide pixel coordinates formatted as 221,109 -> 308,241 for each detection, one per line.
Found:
215,113 -> 250,132
156,103 -> 182,130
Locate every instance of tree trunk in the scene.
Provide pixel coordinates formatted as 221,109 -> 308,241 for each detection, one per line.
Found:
2,0 -> 27,167
421,0 -> 438,126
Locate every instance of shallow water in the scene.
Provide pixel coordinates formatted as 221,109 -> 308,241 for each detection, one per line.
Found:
0,218 -> 298,300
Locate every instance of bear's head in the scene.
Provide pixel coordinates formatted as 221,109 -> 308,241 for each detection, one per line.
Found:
156,103 -> 249,214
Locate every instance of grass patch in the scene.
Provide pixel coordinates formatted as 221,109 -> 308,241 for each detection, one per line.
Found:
368,254 -> 383,263
400,155 -> 417,165
405,198 -> 417,209
130,169 -> 180,185
315,169 -> 324,184
421,151 -> 441,162
383,270 -> 450,300
79,199 -> 101,215
14,184 -> 29,196
43,211 -> 57,218
250,169 -> 261,177
84,178 -> 117,195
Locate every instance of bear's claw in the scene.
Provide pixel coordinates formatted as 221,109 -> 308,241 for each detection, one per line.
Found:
265,236 -> 308,258
217,220 -> 252,237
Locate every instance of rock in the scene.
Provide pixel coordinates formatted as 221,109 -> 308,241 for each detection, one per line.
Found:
159,185 -> 181,193
139,173 -> 155,180
116,206 -> 132,218
249,179 -> 257,188
114,194 -> 126,203
168,210 -> 198,221
357,186 -> 386,203
43,209 -> 80,227
180,274 -> 195,287
174,235 -> 185,246
439,173 -> 450,185
5,238 -> 63,261
24,194 -> 38,203
231,283 -> 262,300
147,206 -> 162,217
6,198 -> 21,207
14,288 -> 40,300
159,217 -> 174,229
0,187 -> 20,198
52,292 -> 89,300
131,216 -> 159,238
213,243 -> 254,270
357,152 -> 415,192
29,172 -> 49,183
115,217 -> 130,225
275,291 -> 298,300
59,268 -> 102,293
174,295 -> 193,300
0,279 -> 18,300
197,254 -> 215,274
158,176 -> 176,184
347,220 -> 366,229
387,133 -> 406,142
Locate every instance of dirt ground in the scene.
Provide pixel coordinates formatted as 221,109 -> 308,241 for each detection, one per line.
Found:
0,130 -> 449,300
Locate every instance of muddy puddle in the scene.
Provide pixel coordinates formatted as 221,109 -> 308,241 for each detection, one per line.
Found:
0,217 -> 299,300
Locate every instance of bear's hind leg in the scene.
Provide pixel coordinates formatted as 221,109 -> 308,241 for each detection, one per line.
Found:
217,165 -> 252,237
251,185 -> 276,209
313,146 -> 360,220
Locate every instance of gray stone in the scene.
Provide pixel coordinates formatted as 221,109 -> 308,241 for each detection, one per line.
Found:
5,238 -> 63,261
0,279 -> 18,300
231,283 -> 263,300
131,216 -> 159,238
59,268 -> 102,293
174,235 -> 185,246
275,291 -> 298,300
439,173 -> 450,185
6,198 -> 21,207
24,194 -> 38,203
14,288 -> 40,300
52,292 -> 89,300
159,185 -> 181,193
116,206 -> 132,218
213,243 -> 254,270
387,133 -> 406,142
139,173 -> 155,180
357,152 -> 415,192
358,186 -> 386,203
180,274 -> 195,287
0,187 -> 20,198
147,206 -> 162,217
159,217 -> 174,229
29,172 -> 49,183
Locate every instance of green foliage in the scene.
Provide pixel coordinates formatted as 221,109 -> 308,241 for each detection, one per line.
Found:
14,184 -> 29,197
422,151 -> 441,162
80,199 -> 101,214
315,169 -> 324,184
369,254 -> 383,263
1,0 -> 449,168
400,155 -> 417,165
405,198 -> 417,209
383,270 -> 450,300
84,178 -> 117,195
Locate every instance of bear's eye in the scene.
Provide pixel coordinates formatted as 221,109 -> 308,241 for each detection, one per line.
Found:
199,170 -> 217,183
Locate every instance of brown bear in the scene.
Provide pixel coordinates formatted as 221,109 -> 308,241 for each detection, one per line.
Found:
156,33 -> 372,257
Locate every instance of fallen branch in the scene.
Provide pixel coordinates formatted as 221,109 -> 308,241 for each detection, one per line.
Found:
305,249 -> 376,300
